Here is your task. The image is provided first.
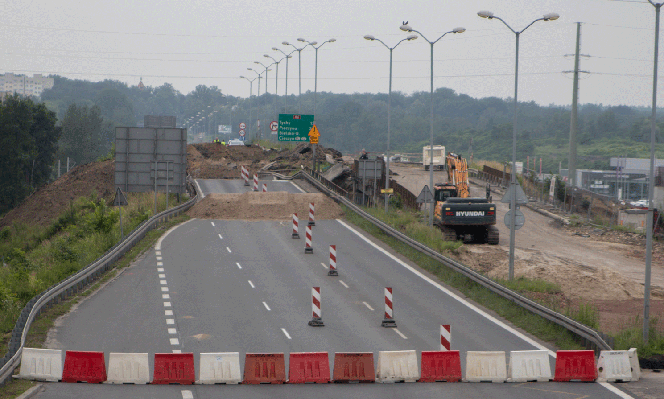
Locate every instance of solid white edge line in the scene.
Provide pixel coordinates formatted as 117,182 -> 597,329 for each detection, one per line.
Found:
336,218 -> 557,358
194,179 -> 205,199
599,382 -> 635,399
263,301 -> 271,311
156,219 -> 195,251
281,328 -> 292,339
248,280 -> 255,288
362,301 -> 374,311
394,329 -> 408,339
227,247 -> 231,253
181,390 -> 193,399
236,262 -> 242,269
339,280 -> 349,288
290,181 -> 307,193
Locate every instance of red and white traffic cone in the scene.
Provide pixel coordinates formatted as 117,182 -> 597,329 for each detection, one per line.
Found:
262,183 -> 267,193
308,202 -> 315,226
304,225 -> 313,254
328,245 -> 338,276
440,324 -> 451,351
381,287 -> 397,328
253,174 -> 258,191
292,213 -> 300,239
308,287 -> 324,327
243,167 -> 249,186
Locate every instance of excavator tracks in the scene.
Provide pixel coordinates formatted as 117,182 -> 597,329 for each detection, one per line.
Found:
441,226 -> 458,242
487,225 -> 500,245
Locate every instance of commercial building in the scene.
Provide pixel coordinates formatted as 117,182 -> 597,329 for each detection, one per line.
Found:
0,73 -> 54,97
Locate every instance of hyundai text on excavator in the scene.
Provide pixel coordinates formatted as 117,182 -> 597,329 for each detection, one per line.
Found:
433,152 -> 499,244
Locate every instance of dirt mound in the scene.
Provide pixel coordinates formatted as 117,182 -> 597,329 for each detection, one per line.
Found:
0,160 -> 115,228
187,192 -> 344,221
187,144 -> 269,179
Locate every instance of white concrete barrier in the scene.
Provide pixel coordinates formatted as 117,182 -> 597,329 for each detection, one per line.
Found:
376,350 -> 419,383
508,350 -> 551,382
465,351 -> 507,383
628,348 -> 641,381
598,350 -> 633,382
199,352 -> 241,384
106,352 -> 150,384
16,348 -> 63,382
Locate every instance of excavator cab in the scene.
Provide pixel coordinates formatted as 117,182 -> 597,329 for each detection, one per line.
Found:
434,183 -> 458,202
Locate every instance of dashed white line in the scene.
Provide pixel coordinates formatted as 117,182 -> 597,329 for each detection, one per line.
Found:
161,287 -> 169,292
218,233 -> 223,240
394,329 -> 408,339
157,262 -> 163,266
281,328 -> 292,339
226,247 -> 231,253
166,319 -> 175,325
236,262 -> 242,269
165,310 -> 173,316
157,268 -> 164,272
164,302 -> 172,307
173,349 -> 182,354
159,274 -> 166,278
248,280 -> 255,288
155,251 -> 161,256
160,280 -> 167,285
156,256 -> 162,261
162,294 -> 170,299
339,280 -> 349,288
211,222 -> 215,227
170,338 -> 179,345
168,328 -> 177,334
320,262 -> 328,270
263,302 -> 271,311
362,302 -> 374,311
181,390 -> 193,399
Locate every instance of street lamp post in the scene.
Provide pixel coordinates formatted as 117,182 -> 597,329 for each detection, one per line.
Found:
364,34 -> 418,213
284,39 -> 310,113
303,38 -> 336,117
254,61 -> 272,94
240,76 -> 255,140
644,0 -> 662,344
248,68 -> 262,140
400,23 -> 465,226
265,54 -> 288,126
478,10 -> 559,281
274,47 -> 295,112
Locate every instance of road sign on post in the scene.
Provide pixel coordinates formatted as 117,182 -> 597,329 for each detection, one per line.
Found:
500,182 -> 529,205
416,185 -> 435,204
239,129 -> 246,137
239,122 -> 246,130
278,114 -> 314,142
270,121 -> 278,132
504,209 -> 525,230
113,187 -> 129,240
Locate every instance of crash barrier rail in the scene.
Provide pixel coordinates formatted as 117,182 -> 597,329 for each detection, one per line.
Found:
290,170 -> 612,353
0,178 -> 200,386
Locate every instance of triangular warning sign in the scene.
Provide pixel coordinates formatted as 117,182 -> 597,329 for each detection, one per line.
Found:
114,187 -> 129,206
501,182 -> 528,205
308,124 -> 320,138
416,185 -> 435,203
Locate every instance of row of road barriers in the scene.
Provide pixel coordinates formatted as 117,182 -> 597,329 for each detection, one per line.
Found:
15,347 -> 640,385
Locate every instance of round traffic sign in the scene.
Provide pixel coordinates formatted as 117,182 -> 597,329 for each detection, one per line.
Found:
270,121 -> 278,132
239,129 -> 246,137
239,122 -> 246,129
504,209 -> 525,230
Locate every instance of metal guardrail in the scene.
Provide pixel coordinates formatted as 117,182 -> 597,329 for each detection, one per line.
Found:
0,179 -> 199,386
292,170 -> 611,353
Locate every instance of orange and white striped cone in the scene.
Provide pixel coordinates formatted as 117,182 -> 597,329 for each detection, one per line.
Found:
308,287 -> 324,327
328,245 -> 338,276
253,174 -> 258,191
292,213 -> 300,239
262,183 -> 267,193
308,202 -> 315,226
304,225 -> 313,254
440,324 -> 451,351
381,287 -> 397,328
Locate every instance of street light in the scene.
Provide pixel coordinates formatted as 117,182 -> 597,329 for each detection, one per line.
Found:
274,47 -> 295,112
478,10 -> 559,281
302,38 -> 336,117
254,61 -> 273,94
364,33 -> 417,213
265,53 -> 289,125
399,22 -> 465,226
240,75 -> 255,141
284,39 -> 311,113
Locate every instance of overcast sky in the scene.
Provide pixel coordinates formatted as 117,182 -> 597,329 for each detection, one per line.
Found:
2,0 -> 662,107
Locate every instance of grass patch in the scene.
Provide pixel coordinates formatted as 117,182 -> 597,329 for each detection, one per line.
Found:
613,315 -> 664,357
496,277 -> 562,295
0,379 -> 37,399
343,204 -> 583,350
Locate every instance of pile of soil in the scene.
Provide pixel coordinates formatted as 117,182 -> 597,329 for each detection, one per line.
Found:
0,160 -> 115,228
187,144 -> 269,179
187,192 -> 344,221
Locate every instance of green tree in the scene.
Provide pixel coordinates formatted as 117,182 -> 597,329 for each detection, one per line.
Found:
59,104 -> 105,165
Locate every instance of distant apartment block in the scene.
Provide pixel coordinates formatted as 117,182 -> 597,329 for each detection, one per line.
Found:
0,73 -> 54,97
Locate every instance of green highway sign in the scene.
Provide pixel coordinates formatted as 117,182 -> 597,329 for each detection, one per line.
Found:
278,114 -> 314,142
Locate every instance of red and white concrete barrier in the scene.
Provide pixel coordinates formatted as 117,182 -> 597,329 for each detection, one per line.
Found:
328,245 -> 338,276
440,325 -> 451,351
308,287 -> 324,326
292,213 -> 300,239
253,174 -> 258,191
381,287 -> 397,328
304,225 -> 313,254
308,202 -> 315,226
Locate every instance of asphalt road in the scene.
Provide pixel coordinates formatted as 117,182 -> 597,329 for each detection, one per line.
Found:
35,179 -> 633,399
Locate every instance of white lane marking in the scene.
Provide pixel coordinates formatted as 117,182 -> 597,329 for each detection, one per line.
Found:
599,382 -> 636,399
161,287 -> 169,292
164,302 -> 172,307
194,179 -> 205,199
170,338 -> 179,345
227,247 -> 231,253
166,319 -> 175,325
336,218 -> 557,358
363,302 -> 374,311
160,280 -> 167,285
181,390 -> 193,399
168,328 -> 177,334
165,310 -> 174,316
211,222 -> 215,227
281,328 -> 292,339
394,329 -> 408,339
156,251 -> 161,256
173,349 -> 182,354
155,220 -> 194,251
157,268 -> 164,272
236,262 -> 242,269
156,256 -> 162,261
159,274 -> 166,278
320,262 -> 328,270
290,181 -> 307,193
263,302 -> 271,311
218,233 -> 223,240
248,280 -> 255,288
339,280 -> 349,289
162,294 -> 170,299
157,262 -> 163,266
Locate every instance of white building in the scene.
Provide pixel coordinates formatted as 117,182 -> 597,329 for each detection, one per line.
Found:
0,73 -> 54,97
